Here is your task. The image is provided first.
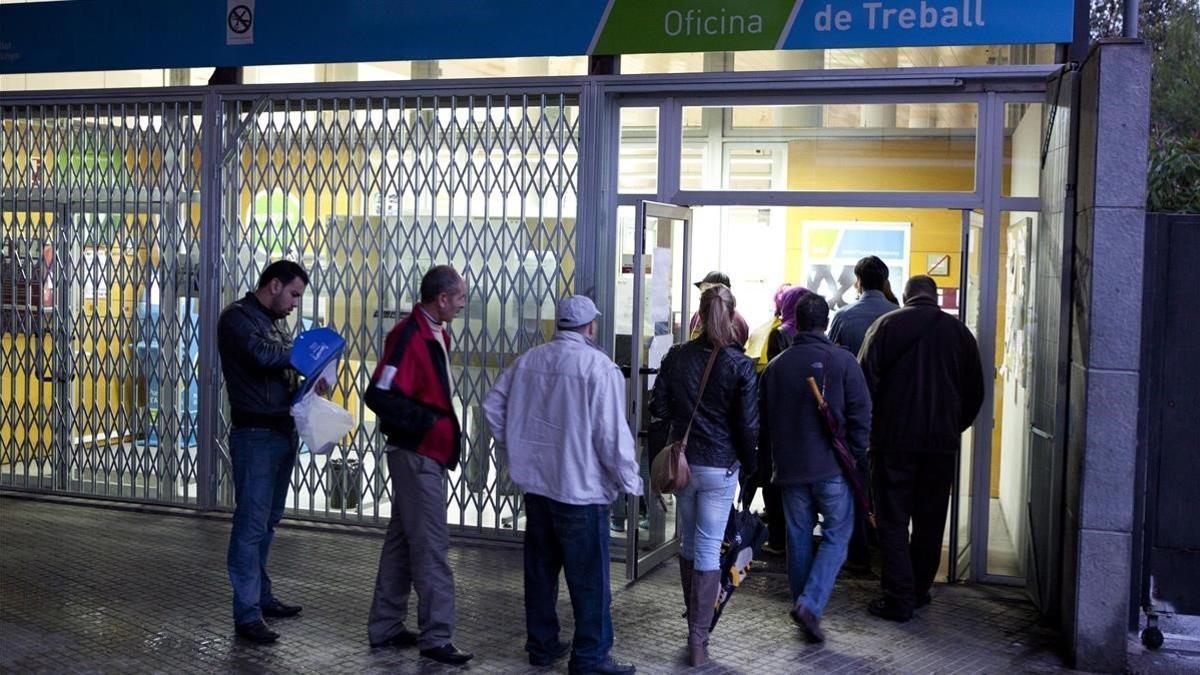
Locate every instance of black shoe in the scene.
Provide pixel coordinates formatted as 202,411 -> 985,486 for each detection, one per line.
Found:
420,643 -> 474,665
261,600 -> 302,618
370,629 -> 419,649
235,620 -> 279,644
867,596 -> 913,623
916,592 -> 932,609
760,542 -> 785,556
841,560 -> 874,577
529,640 -> 571,667
569,657 -> 636,674
790,604 -> 826,643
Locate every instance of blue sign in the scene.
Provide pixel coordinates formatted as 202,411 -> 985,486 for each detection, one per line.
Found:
781,0 -> 1075,49
0,0 -> 1075,75
838,229 -> 907,260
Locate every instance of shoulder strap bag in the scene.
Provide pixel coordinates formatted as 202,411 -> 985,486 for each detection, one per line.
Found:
651,346 -> 720,494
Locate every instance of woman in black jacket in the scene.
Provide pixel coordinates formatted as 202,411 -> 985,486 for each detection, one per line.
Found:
650,285 -> 758,667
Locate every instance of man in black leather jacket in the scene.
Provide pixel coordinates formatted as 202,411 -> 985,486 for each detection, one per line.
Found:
217,260 -> 309,644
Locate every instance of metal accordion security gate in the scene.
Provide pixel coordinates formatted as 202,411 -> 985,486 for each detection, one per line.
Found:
2,82 -> 583,540
213,86 -> 582,538
1,96 -> 205,504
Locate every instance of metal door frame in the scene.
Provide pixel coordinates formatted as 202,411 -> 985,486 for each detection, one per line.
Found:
602,80 -> 1048,584
622,199 -> 692,581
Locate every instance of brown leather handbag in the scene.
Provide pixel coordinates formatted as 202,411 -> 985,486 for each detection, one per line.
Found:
651,346 -> 720,494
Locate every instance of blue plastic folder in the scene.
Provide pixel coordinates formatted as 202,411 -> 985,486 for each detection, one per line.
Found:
291,327 -> 345,403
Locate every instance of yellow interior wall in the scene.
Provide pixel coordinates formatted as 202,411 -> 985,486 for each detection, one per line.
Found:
0,334 -> 54,462
788,137 -> 976,193
784,206 -> 963,289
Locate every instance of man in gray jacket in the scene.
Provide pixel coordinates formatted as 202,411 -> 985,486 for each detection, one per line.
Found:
483,296 -> 641,675
827,255 -> 898,574
217,260 -> 309,644
759,292 -> 872,643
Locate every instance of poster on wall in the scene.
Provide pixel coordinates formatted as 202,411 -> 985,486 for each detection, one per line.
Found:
800,221 -> 909,311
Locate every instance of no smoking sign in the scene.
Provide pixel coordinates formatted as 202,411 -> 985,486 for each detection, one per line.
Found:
226,0 -> 254,45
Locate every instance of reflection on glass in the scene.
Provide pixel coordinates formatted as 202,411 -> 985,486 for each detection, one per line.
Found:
684,104 -> 978,192
620,108 -> 658,193
1004,103 -> 1043,197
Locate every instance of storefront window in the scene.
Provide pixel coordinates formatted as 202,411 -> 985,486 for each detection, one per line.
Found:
682,102 -> 979,192
621,45 -> 1057,74
0,57 -> 590,91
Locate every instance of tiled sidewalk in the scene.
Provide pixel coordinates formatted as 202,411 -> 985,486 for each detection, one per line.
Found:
0,496 -> 1071,673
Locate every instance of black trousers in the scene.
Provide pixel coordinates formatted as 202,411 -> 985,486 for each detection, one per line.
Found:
871,451 -> 956,612
763,484 -> 786,549
845,457 -> 873,567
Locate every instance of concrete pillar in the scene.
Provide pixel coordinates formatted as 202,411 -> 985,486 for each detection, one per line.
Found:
511,57 -> 550,76
411,61 -> 441,80
167,68 -> 190,86
1062,39 -> 1151,672
321,62 -> 358,82
702,52 -> 730,72
776,51 -> 825,127
862,49 -> 898,128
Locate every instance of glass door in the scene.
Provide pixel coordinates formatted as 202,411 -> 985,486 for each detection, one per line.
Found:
613,200 -> 692,581
948,209 -> 985,581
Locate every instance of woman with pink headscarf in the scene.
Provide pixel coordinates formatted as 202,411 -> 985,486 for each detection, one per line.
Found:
770,285 -> 812,358
745,284 -> 793,373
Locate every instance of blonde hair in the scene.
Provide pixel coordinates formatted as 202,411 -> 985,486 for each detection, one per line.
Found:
698,285 -> 738,348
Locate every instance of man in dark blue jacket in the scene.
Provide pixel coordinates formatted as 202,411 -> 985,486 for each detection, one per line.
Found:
828,255 -> 899,359
759,293 -> 872,643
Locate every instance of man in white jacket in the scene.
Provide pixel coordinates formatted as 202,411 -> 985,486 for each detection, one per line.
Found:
483,295 -> 641,675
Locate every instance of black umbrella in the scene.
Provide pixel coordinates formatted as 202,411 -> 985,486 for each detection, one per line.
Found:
806,376 -> 876,528
709,497 -> 769,631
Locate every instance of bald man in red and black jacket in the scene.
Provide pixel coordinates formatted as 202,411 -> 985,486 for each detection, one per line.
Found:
364,265 -> 473,666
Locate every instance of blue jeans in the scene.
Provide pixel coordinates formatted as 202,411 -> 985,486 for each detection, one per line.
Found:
523,494 -> 613,670
677,464 -> 739,571
227,427 -> 296,626
781,476 -> 854,618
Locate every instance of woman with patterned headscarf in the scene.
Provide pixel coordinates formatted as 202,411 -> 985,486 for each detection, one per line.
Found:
756,284 -> 812,555
744,283 -> 793,374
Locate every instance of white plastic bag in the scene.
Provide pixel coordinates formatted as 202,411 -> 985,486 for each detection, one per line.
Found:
291,390 -> 355,455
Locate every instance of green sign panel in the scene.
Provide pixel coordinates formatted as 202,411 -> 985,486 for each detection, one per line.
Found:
594,0 -> 797,53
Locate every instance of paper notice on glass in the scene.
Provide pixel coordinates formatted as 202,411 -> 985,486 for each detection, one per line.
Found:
646,334 -> 674,389
649,246 -> 672,330
614,273 -> 634,334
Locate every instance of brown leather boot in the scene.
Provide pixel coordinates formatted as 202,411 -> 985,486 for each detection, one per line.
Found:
687,569 -> 721,667
679,557 -> 693,619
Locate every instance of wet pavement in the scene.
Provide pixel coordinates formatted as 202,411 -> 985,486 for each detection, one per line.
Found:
1,495 -> 1075,673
